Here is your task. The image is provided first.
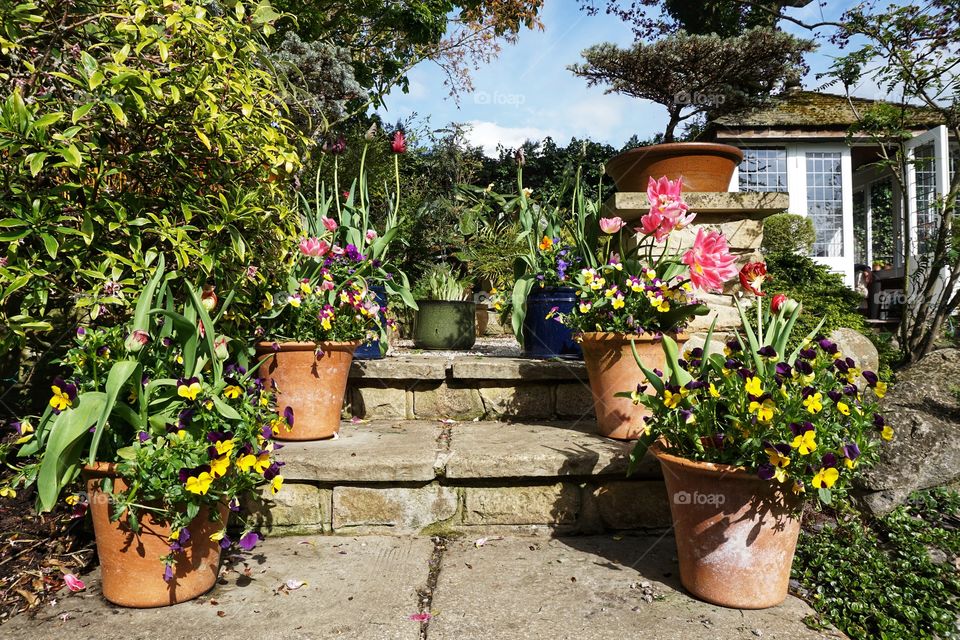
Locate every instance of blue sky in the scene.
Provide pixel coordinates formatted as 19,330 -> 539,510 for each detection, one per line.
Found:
374,1 -> 892,155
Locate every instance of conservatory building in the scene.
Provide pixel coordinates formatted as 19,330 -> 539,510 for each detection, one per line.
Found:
705,90 -> 952,288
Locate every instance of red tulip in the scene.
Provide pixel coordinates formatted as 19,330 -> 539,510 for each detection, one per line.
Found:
738,261 -> 768,296
771,293 -> 788,313
391,130 -> 406,154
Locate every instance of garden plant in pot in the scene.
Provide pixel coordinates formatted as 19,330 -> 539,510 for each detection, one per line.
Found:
7,259 -> 283,607
627,289 -> 892,609
413,263 -> 476,350
461,154 -> 590,358
301,134 -> 417,360
569,29 -> 812,192
563,176 -> 738,439
257,232 -> 384,441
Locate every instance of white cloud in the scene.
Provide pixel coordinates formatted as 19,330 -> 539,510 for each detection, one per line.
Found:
463,120 -> 564,156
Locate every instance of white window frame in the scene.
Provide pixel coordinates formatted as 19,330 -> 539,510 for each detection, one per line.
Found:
905,125 -> 949,258
731,142 -> 854,285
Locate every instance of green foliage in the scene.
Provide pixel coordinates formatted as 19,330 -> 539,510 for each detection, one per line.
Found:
762,214 -> 816,255
0,0 -> 306,360
414,263 -> 470,301
569,28 -> 813,141
793,489 -> 960,639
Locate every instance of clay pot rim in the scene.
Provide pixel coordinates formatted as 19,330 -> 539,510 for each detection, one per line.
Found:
414,299 -> 476,306
649,441 -> 759,479
580,331 -> 688,344
82,461 -> 119,478
606,142 -> 744,173
254,340 -> 362,353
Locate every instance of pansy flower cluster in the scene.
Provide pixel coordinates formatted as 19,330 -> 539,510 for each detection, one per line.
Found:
258,237 -> 384,345
631,289 -> 892,506
534,235 -> 579,288
564,176 -> 737,335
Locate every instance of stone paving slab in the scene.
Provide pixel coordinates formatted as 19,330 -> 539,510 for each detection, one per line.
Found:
450,357 -> 587,381
0,536 -> 432,640
277,420 -> 441,482
444,421 -> 661,480
429,536 -> 841,640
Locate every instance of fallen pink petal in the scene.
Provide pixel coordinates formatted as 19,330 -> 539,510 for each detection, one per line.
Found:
408,613 -> 432,622
63,574 -> 85,592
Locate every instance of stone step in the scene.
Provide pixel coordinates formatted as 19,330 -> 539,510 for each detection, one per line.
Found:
249,419 -> 669,537
347,342 -> 594,421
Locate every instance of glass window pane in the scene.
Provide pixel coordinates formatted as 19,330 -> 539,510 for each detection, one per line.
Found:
738,148 -> 787,193
914,142 -> 937,253
806,152 -> 844,257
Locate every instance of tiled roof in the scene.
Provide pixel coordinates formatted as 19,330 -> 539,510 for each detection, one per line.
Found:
711,90 -> 942,129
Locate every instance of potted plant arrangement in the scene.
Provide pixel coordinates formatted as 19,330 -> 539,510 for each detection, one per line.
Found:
257,229 -> 384,440
627,288 -> 892,609
303,134 -> 417,360
569,30 -> 812,192
461,154 -> 586,359
7,259 -> 282,607
563,176 -> 738,439
412,263 -> 476,350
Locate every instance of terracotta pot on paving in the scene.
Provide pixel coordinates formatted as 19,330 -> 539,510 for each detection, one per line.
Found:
650,443 -> 803,609
84,463 -> 227,608
605,142 -> 743,193
580,332 -> 686,440
255,341 -> 360,440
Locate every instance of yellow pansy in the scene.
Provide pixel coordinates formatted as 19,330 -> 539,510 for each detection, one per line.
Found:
881,425 -> 894,441
185,472 -> 213,495
177,378 -> 202,401
744,377 -> 763,397
210,455 -> 230,478
224,385 -> 243,399
749,398 -> 776,423
812,466 -> 839,489
803,392 -> 823,414
790,430 -> 817,455
836,401 -> 850,416
709,383 -> 720,398
271,475 -> 284,495
237,453 -> 257,473
874,382 -> 887,398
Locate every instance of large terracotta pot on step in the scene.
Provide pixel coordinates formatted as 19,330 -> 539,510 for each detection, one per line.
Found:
255,341 -> 360,440
650,443 -> 803,609
84,463 -> 227,607
605,143 -> 743,193
581,332 -> 686,440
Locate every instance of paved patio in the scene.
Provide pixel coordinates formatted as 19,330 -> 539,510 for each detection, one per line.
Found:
0,534 -> 842,640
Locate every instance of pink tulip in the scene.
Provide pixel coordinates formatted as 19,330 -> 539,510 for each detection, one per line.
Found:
365,229 -> 378,242
63,573 -> 85,592
682,228 -> 738,292
330,244 -> 344,256
639,176 -> 695,242
599,217 -> 625,234
321,216 -> 338,232
299,237 -> 329,258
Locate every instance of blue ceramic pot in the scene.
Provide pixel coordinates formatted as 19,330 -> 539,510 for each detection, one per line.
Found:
522,286 -> 582,360
354,285 -> 388,360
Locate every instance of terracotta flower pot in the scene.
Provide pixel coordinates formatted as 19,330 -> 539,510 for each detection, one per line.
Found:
581,332 -> 686,440
650,443 -> 803,609
255,341 -> 360,441
84,463 -> 227,608
605,142 -> 743,193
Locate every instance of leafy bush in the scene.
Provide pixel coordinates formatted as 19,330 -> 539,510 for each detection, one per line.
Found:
0,0 -> 306,362
793,489 -> 960,639
762,214 -> 816,255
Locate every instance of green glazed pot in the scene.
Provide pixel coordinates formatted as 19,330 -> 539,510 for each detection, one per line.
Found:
413,300 -> 476,350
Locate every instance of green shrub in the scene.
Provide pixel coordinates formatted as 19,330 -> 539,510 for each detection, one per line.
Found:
766,251 -> 865,338
793,489 -> 960,639
762,213 -> 816,255
0,0 -> 306,361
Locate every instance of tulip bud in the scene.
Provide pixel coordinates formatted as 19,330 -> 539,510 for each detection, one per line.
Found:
124,329 -> 150,352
